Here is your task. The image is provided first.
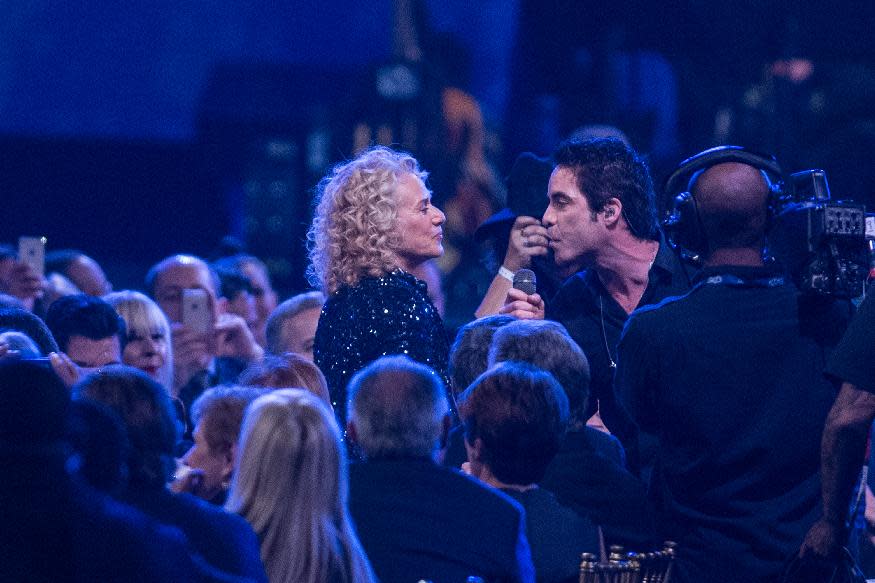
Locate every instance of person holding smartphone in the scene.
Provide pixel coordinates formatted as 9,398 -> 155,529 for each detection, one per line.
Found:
145,254 -> 263,430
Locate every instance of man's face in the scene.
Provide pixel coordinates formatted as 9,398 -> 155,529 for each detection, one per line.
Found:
278,307 -> 321,362
66,334 -> 121,368
240,261 -> 277,344
542,166 -> 603,272
153,262 -> 218,324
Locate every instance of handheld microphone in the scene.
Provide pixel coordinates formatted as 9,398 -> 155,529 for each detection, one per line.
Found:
512,268 -> 537,296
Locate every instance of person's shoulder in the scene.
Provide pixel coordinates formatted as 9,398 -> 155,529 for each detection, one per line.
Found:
577,426 -> 626,462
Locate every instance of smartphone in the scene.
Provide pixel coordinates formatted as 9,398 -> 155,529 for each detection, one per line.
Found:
182,288 -> 212,333
18,236 -> 46,277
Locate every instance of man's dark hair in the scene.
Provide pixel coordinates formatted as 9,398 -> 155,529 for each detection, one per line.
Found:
489,320 -> 590,428
73,365 -> 178,488
211,264 -> 251,301
0,307 -> 60,354
45,294 -> 126,353
459,361 -> 569,485
45,249 -> 85,277
448,314 -> 514,394
554,137 -> 658,241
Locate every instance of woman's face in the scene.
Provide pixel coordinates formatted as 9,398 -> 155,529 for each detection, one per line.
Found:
122,328 -> 168,381
183,420 -> 233,500
393,173 -> 446,272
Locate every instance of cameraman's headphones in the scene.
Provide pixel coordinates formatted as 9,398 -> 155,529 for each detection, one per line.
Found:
662,146 -> 791,262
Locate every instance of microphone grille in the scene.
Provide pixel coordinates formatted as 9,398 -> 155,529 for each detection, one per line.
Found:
512,268 -> 537,296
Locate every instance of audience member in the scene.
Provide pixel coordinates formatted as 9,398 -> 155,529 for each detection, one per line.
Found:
45,294 -> 125,370
346,355 -> 535,583
74,365 -> 268,582
45,249 -> 112,297
615,156 -> 851,582
146,254 -> 263,419
178,385 -> 264,505
264,291 -> 325,361
105,290 -> 174,393
226,389 -> 376,583
240,352 -> 331,404
212,263 -> 257,331
214,254 -> 279,347
0,359 -> 202,582
66,398 -> 130,495
447,313 -> 514,394
0,306 -> 59,355
460,362 -> 598,583
0,244 -> 43,312
489,319 -> 656,549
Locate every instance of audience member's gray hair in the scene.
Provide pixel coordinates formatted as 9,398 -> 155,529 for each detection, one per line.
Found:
488,320 -> 591,427
448,314 -> 514,394
265,291 -> 325,355
347,356 -> 448,458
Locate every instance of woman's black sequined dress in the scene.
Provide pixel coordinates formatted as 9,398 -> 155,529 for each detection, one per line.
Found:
314,270 -> 450,423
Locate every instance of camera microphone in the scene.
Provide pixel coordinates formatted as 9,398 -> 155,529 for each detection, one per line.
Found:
513,268 -> 537,296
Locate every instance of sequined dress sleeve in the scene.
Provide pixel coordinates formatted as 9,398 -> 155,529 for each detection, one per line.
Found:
314,270 -> 450,422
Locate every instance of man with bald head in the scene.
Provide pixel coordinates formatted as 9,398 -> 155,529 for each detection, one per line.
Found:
615,159 -> 851,582
146,255 -> 263,425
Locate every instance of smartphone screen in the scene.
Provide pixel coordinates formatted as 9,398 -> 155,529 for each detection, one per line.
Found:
182,288 -> 212,333
18,236 -> 46,277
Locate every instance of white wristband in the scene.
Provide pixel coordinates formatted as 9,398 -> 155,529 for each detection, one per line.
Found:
498,266 -> 514,282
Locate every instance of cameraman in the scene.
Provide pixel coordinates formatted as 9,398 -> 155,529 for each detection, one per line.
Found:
615,159 -> 852,583
800,293 -> 875,560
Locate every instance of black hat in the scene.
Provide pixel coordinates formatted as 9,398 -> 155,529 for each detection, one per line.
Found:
475,152 -> 553,242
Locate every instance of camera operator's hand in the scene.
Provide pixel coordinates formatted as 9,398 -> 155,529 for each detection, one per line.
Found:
503,216 -> 549,272
500,287 -> 545,320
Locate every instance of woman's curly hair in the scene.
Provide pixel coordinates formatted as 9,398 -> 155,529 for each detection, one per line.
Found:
307,147 -> 428,295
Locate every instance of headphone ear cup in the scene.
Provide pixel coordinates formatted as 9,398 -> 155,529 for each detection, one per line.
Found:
671,191 -> 708,256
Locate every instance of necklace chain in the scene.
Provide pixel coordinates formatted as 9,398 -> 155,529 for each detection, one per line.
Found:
599,295 -> 617,369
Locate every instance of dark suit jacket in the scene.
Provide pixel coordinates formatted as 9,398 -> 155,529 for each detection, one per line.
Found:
122,484 -> 267,582
540,428 -> 656,550
348,457 -> 535,583
445,425 -> 655,550
1,454 -> 200,582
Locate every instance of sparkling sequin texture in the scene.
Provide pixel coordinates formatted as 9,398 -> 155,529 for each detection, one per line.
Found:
314,270 -> 450,423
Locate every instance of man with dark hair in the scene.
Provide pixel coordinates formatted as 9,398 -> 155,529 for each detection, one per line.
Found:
448,313 -> 514,394
0,359 -> 201,581
346,355 -> 535,583
503,138 -> 693,449
615,161 -> 851,582
74,365 -> 267,582
460,361 -> 598,583
45,249 -> 112,297
213,254 -> 278,346
45,294 -> 125,368
488,319 -> 655,549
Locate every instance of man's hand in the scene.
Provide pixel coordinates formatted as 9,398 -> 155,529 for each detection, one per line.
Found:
503,216 -> 549,272
500,288 -> 545,320
215,313 -> 263,362
49,351 -> 84,388
171,323 -> 213,390
799,518 -> 846,560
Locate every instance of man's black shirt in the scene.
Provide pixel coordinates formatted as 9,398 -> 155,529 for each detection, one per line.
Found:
546,236 -> 693,446
614,264 -> 851,583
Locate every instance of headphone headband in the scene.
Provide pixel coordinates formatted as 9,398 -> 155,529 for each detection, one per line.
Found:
663,146 -> 784,198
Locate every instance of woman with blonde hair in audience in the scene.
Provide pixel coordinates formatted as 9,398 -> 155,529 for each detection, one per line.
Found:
239,352 -> 331,406
104,290 -> 174,394
226,389 -> 376,583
